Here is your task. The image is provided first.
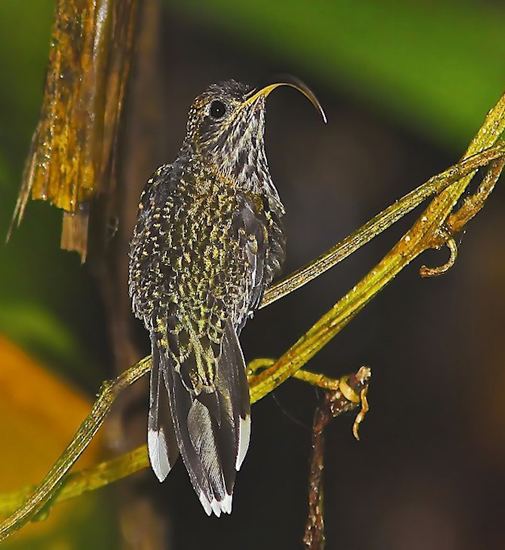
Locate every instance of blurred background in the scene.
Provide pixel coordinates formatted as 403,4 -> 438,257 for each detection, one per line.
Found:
0,0 -> 504,548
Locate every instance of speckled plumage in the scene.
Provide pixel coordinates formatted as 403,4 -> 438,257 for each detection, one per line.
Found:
130,156 -> 284,386
129,80 -> 286,516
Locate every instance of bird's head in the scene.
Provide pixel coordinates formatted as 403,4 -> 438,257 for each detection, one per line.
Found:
183,77 -> 326,192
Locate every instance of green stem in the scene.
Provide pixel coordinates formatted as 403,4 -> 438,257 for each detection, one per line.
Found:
251,95 -> 505,400
261,143 -> 505,308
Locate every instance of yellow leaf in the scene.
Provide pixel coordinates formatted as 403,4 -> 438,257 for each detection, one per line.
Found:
0,336 -> 102,541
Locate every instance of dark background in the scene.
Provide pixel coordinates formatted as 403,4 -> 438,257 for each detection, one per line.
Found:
1,1 -> 504,548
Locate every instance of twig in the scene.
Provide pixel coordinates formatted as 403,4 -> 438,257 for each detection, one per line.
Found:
0,446 -> 150,517
0,95 -> 503,540
247,358 -> 340,390
303,367 -> 371,550
448,156 -> 505,233
249,97 -> 505,402
0,356 -> 151,539
420,155 -> 505,277
261,143 -> 505,307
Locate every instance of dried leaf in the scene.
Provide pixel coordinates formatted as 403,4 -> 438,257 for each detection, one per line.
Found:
10,0 -> 138,260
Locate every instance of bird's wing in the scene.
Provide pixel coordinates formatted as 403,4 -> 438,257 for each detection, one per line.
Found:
129,168 -> 270,516
158,194 -> 267,515
263,195 -> 286,288
230,195 -> 269,327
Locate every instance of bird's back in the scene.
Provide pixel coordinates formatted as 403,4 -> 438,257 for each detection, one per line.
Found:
128,156 -> 285,514
129,157 -> 274,355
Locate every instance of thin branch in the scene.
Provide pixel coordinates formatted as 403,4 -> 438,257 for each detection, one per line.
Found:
261,143 -> 505,308
419,232 -> 458,278
0,361 -> 344,517
0,95 -> 503,540
0,356 -> 151,539
0,446 -> 150,517
447,156 -> 505,234
249,96 -> 505,402
303,366 -> 371,550
420,155 -> 505,278
247,358 -> 341,390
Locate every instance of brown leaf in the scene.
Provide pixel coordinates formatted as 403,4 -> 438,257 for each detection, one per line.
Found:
9,0 -> 138,261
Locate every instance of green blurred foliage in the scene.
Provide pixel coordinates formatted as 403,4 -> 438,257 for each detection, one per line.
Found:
0,302 -> 76,365
3,494 -> 118,550
0,1 -> 53,155
173,0 -> 505,149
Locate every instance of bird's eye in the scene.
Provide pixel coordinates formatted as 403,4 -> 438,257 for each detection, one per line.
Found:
209,100 -> 227,120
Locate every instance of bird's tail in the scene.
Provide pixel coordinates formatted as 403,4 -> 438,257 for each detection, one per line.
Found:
147,340 -> 180,481
148,319 -> 251,516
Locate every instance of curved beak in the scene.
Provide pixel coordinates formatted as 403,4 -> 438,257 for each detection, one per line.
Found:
243,75 -> 327,123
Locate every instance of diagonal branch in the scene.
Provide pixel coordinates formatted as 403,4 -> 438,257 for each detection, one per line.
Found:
0,93 -> 503,541
0,356 -> 151,539
0,363 -> 349,518
250,95 -> 505,400
261,142 -> 505,308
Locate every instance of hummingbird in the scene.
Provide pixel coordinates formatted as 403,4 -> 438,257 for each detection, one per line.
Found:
128,77 -> 326,516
